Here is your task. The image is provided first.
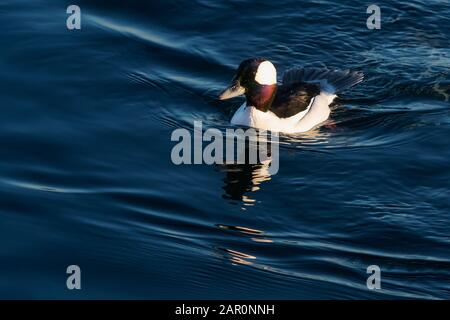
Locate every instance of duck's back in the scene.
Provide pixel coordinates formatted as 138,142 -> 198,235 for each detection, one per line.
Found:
270,82 -> 321,118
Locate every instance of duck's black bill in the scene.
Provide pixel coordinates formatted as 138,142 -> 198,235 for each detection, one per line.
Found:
219,81 -> 245,100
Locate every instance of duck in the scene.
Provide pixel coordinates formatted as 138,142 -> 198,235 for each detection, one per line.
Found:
219,58 -> 364,133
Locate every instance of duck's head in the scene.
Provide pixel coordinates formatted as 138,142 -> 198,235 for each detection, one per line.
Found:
219,58 -> 277,112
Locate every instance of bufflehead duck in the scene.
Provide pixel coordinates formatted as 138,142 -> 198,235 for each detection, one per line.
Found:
219,58 -> 364,133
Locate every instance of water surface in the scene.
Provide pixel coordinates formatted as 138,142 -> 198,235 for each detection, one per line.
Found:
0,0 -> 449,299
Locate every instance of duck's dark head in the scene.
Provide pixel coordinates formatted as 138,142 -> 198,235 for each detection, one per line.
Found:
219,58 -> 277,112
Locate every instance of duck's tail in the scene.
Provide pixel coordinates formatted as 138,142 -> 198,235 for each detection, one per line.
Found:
282,67 -> 364,93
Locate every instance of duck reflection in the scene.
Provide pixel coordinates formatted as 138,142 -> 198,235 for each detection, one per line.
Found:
215,224 -> 273,266
212,128 -> 331,267
219,248 -> 256,266
219,159 -> 272,204
213,132 -> 277,265
215,125 -> 332,204
217,129 -> 278,205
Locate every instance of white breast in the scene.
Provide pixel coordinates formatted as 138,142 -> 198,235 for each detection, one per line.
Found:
230,92 -> 336,134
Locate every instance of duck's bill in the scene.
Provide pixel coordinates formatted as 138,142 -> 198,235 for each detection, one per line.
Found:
219,82 -> 245,100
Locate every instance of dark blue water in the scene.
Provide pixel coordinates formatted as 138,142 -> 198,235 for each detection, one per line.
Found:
1,0 -> 449,299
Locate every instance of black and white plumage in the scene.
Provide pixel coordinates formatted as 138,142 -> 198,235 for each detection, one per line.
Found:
219,58 -> 364,133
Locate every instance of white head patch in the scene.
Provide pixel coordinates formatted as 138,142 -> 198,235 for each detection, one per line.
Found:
254,61 -> 277,85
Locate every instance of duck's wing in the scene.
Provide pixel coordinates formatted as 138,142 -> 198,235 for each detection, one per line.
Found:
269,82 -> 321,118
282,67 -> 364,93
